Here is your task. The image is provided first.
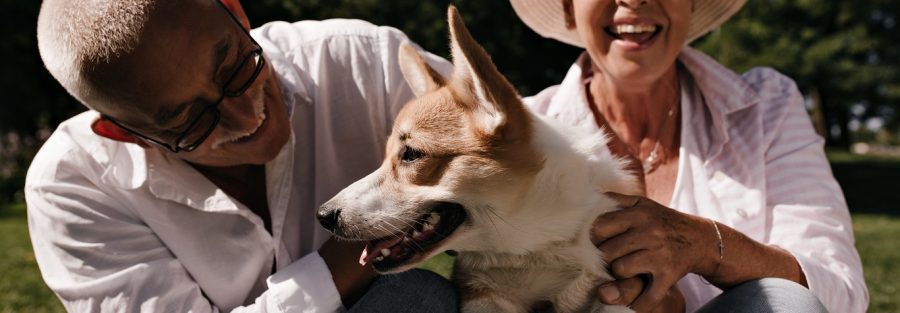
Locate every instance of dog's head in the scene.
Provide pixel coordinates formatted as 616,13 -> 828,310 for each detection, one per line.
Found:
318,6 -> 544,273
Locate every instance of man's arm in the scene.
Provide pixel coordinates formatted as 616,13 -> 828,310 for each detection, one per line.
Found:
26,150 -> 349,313
318,238 -> 377,308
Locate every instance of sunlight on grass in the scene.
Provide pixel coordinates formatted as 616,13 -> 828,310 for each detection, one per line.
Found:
852,214 -> 900,313
0,203 -> 64,313
419,253 -> 454,278
2,198 -> 896,312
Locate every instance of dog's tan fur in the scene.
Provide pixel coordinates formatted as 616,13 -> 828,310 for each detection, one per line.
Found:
319,7 -> 638,313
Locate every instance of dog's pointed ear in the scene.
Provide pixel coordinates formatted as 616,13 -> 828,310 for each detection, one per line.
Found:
399,43 -> 446,97
447,6 -> 530,140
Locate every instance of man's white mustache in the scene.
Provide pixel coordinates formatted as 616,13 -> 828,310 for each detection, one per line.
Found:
210,84 -> 267,150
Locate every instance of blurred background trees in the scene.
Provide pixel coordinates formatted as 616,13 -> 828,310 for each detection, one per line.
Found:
695,0 -> 900,148
1,0 -> 898,202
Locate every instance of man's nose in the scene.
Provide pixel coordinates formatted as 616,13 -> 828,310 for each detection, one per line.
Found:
217,86 -> 263,127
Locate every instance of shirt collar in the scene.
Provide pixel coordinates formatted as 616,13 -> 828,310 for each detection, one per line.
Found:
677,47 -> 761,158
677,47 -> 760,122
252,28 -> 314,113
551,47 -> 762,159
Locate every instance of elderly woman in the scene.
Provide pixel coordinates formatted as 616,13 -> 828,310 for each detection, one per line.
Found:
510,0 -> 868,312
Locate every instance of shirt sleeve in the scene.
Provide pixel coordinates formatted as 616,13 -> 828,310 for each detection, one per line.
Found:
246,252 -> 344,313
26,157 -> 221,312
27,148 -> 343,313
760,71 -> 869,313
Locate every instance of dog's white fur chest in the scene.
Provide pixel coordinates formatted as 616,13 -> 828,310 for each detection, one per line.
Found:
449,113 -> 637,313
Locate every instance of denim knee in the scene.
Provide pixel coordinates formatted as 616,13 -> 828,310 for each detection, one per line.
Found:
696,278 -> 827,313
349,269 -> 458,313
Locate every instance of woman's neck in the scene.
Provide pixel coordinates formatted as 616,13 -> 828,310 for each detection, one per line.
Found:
587,64 -> 681,147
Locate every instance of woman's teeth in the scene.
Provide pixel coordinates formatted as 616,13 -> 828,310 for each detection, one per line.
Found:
613,24 -> 658,35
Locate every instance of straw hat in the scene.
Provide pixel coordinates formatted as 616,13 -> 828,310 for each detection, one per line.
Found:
509,0 -> 747,47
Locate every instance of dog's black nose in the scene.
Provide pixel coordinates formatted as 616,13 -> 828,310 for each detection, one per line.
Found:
317,207 -> 341,231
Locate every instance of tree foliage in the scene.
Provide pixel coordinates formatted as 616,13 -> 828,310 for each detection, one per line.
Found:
695,0 -> 900,147
242,0 -> 582,96
1,0 -> 898,201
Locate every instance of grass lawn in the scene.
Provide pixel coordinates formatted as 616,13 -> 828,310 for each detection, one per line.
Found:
2,150 -> 897,312
0,203 -> 64,313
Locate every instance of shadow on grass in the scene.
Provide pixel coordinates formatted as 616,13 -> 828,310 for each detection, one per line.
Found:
829,151 -> 900,216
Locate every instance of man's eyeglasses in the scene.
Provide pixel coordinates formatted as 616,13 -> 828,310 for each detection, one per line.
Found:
103,0 -> 266,153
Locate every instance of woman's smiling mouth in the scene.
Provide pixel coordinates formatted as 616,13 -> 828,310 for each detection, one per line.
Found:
605,23 -> 662,46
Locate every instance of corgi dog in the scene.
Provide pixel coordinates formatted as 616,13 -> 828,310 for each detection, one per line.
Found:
318,6 -> 638,313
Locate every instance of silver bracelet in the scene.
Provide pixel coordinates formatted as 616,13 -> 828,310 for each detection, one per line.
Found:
710,219 -> 724,279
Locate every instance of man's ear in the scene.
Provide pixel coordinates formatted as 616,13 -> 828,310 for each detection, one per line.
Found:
219,0 -> 250,30
91,117 -> 144,146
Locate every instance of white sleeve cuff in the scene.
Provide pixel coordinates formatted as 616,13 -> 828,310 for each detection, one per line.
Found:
265,251 -> 346,313
787,249 -> 868,313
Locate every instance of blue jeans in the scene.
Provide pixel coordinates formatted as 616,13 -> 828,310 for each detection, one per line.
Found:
348,269 -> 458,313
696,278 -> 828,313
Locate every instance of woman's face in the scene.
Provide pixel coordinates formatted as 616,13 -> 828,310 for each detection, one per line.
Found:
568,0 -> 692,86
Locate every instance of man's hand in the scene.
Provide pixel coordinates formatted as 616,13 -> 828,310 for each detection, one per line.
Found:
319,237 -> 378,307
592,192 -> 718,312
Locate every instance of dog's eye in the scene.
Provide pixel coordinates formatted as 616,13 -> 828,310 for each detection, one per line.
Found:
400,146 -> 424,163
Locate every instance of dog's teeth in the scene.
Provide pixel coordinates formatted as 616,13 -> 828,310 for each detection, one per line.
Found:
402,237 -> 413,243
381,248 -> 391,257
374,256 -> 384,262
412,230 -> 422,238
422,223 -> 435,232
427,212 -> 440,225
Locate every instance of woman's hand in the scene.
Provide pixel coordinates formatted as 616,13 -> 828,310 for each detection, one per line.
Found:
597,277 -> 685,313
592,192 -> 719,312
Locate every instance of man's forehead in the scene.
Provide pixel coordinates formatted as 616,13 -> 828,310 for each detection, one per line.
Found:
93,0 -> 237,127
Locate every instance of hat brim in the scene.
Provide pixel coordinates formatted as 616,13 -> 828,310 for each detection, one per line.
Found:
510,0 -> 747,48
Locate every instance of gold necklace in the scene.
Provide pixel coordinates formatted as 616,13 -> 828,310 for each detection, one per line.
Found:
643,105 -> 677,174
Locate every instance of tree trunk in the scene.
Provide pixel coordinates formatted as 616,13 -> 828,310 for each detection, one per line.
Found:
809,87 -> 828,138
814,85 -> 851,149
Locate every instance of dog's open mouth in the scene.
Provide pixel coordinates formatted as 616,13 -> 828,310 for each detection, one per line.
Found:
361,202 -> 467,272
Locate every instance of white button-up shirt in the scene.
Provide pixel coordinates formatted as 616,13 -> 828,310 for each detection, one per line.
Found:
524,48 -> 868,313
26,19 -> 449,312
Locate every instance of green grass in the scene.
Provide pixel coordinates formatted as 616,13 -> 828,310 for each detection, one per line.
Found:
0,203 -> 64,313
3,150 -> 898,312
853,214 -> 900,312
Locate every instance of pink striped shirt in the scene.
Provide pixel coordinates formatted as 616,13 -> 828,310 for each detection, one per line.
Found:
523,48 -> 868,313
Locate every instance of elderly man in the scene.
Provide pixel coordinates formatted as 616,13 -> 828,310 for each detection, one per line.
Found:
27,0 -> 456,311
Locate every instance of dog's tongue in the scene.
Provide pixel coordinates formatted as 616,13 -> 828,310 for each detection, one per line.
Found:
360,236 -> 404,265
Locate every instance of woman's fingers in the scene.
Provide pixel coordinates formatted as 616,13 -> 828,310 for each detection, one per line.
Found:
597,229 -> 648,261
592,210 -> 632,244
605,192 -> 642,208
597,276 -> 645,306
592,193 -> 650,245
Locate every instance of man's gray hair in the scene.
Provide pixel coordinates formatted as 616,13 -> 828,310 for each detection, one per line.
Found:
37,0 -> 207,110
37,0 -> 157,109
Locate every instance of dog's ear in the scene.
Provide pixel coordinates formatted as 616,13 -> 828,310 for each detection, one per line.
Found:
447,6 -> 530,141
399,43 -> 446,97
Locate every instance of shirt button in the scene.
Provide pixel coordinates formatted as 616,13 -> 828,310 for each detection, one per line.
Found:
737,209 -> 748,218
712,171 -> 727,183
